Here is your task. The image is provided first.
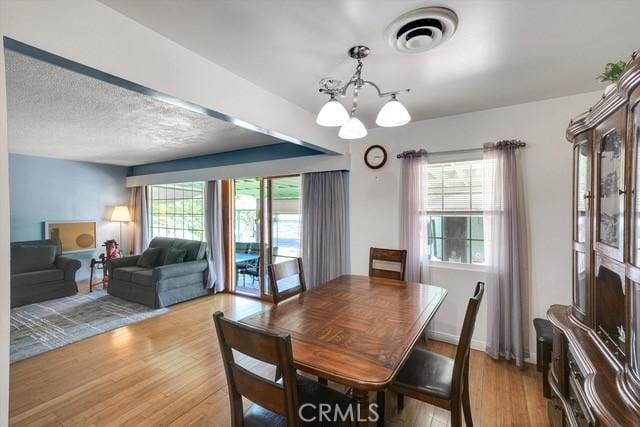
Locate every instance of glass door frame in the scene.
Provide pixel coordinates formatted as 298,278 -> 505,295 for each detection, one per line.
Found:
225,174 -> 301,302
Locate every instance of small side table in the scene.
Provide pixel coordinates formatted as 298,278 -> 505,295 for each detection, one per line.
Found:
89,257 -> 108,292
533,317 -> 553,398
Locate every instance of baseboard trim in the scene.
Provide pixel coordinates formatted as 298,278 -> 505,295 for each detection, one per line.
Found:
427,330 -> 486,351
426,330 -> 537,365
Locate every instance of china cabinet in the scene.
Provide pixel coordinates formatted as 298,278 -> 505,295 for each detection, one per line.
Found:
548,51 -> 640,426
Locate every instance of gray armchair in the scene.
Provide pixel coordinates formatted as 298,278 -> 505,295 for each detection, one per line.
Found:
10,239 -> 81,308
108,237 -> 209,308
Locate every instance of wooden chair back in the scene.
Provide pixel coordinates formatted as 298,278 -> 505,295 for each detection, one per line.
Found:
268,258 -> 307,304
368,247 -> 407,281
452,282 -> 485,397
212,311 -> 300,427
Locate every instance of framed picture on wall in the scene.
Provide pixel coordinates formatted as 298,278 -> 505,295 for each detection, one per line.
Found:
44,220 -> 97,254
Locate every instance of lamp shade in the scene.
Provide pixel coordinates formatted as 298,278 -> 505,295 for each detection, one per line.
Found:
111,206 -> 131,222
316,99 -> 349,127
338,116 -> 368,139
375,98 -> 411,127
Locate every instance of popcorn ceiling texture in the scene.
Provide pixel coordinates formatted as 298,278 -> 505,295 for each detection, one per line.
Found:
5,50 -> 283,166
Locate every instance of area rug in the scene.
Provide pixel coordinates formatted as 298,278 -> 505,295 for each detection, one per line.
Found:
10,290 -> 169,363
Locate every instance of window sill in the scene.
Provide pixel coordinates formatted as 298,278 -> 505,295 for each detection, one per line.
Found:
428,261 -> 487,273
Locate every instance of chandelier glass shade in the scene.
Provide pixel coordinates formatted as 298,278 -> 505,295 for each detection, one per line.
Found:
316,46 -> 410,140
315,96 -> 349,127
375,96 -> 411,127
338,116 -> 368,139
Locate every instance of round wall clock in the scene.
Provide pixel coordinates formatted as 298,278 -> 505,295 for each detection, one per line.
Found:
364,145 -> 388,169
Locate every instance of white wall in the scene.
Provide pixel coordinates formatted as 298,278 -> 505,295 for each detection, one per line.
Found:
0,23 -> 11,427
349,90 -> 603,360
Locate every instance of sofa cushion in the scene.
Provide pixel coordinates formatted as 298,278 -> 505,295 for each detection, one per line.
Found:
113,266 -> 146,281
137,248 -> 162,268
131,270 -> 154,287
12,269 -> 64,287
148,237 -> 175,264
171,239 -> 206,262
11,245 -> 57,274
164,248 -> 187,265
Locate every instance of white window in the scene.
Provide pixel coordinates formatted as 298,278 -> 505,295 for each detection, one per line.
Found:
150,182 -> 205,241
423,159 -> 486,265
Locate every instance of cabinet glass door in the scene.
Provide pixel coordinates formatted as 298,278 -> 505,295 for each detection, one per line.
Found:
597,130 -> 624,251
573,138 -> 591,317
574,251 -> 587,313
574,142 -> 589,242
633,108 -> 640,265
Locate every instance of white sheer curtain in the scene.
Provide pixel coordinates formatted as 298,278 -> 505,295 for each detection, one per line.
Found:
399,154 -> 429,282
301,171 -> 346,288
127,186 -> 149,255
484,142 -> 529,367
205,180 -> 226,292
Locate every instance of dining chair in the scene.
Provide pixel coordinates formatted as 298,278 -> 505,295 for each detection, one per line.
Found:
368,247 -> 407,281
377,282 -> 485,427
213,311 -> 357,426
268,258 -> 327,384
268,257 -> 306,304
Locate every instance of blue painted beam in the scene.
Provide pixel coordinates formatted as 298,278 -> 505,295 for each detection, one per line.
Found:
128,143 -> 321,176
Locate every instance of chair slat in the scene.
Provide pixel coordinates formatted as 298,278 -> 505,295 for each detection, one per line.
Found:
217,314 -> 284,366
231,364 -> 287,415
369,247 -> 407,281
268,258 -> 307,304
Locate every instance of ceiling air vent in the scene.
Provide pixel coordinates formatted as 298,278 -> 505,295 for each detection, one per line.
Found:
387,7 -> 458,53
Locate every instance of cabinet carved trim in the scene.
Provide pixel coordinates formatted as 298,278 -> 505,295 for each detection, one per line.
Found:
567,51 -> 640,140
548,305 -> 640,425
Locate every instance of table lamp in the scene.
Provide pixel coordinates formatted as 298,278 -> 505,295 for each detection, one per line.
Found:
111,205 -> 131,248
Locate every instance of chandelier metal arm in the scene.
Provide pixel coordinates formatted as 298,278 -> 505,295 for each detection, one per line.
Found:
320,80 -> 409,99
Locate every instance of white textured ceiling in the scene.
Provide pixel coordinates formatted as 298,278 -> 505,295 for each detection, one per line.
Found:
100,0 -> 640,126
5,49 -> 286,166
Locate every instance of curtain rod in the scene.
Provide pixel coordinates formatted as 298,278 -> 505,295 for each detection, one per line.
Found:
396,140 -> 527,159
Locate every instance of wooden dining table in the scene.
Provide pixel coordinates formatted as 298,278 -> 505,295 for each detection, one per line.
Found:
239,274 -> 448,424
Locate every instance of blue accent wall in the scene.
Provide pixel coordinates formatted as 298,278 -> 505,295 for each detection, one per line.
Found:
129,143 -> 321,176
9,154 -> 129,279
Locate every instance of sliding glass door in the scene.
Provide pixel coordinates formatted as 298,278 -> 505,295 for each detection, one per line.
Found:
231,175 -> 301,299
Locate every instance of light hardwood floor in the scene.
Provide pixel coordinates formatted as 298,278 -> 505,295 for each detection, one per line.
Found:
9,293 -> 549,426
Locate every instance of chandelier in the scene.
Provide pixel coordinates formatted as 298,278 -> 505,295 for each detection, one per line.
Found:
316,45 -> 411,139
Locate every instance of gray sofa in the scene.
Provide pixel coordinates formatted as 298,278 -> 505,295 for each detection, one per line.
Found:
10,239 -> 81,308
108,237 -> 209,308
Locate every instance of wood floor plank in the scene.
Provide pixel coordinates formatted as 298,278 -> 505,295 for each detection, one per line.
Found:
9,293 -> 548,426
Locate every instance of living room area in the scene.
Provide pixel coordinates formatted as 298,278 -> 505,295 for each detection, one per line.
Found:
4,33 -> 318,365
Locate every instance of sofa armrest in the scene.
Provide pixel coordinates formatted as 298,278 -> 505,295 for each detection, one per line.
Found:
108,255 -> 140,277
54,256 -> 82,281
153,259 -> 208,281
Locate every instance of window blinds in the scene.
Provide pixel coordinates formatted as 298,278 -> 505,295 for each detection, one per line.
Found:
423,160 -> 486,214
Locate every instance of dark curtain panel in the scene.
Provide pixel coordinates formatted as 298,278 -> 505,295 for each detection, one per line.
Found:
302,171 -> 347,288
